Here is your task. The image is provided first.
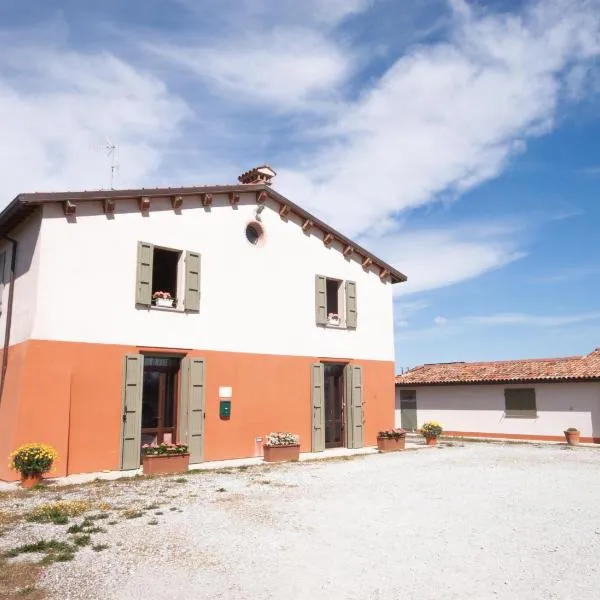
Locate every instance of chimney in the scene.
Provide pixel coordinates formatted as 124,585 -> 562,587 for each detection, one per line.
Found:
238,164 -> 276,186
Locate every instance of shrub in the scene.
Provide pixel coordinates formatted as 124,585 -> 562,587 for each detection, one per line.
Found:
377,429 -> 407,439
263,432 -> 299,447
420,421 -> 443,438
9,444 -> 58,477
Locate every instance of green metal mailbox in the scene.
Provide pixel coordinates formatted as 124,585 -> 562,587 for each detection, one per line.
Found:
219,400 -> 231,419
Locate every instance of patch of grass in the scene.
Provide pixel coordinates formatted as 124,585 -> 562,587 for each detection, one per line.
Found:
174,478 -> 187,484
66,523 -> 85,534
169,507 -> 178,512
0,557 -> 44,599
40,552 -> 75,565
72,534 -> 91,547
147,519 -> 159,526
5,539 -> 76,565
92,544 -> 109,552
17,584 -> 39,596
216,487 -> 226,493
26,501 -> 92,524
145,503 -> 160,510
121,509 -> 144,520
154,511 -> 164,516
5,540 -> 72,558
256,479 -> 271,485
107,520 -> 118,526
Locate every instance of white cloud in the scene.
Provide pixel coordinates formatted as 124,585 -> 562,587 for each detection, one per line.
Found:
0,44 -> 189,201
150,29 -> 353,109
359,221 -> 525,295
399,310 -> 600,342
276,0 -> 600,236
464,312 -> 600,327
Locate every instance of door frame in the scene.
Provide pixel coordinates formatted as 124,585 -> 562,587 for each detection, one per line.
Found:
323,362 -> 346,449
140,357 -> 182,447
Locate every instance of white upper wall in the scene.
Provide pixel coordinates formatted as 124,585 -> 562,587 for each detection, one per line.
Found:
31,193 -> 396,360
395,382 -> 600,438
1,211 -> 42,346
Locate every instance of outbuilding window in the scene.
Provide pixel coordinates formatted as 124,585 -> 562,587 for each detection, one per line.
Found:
504,388 -> 537,418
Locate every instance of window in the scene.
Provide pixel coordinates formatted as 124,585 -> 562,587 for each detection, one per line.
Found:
504,388 -> 537,418
315,275 -> 357,328
136,242 -> 201,311
246,222 -> 264,245
326,278 -> 341,317
152,248 -> 180,305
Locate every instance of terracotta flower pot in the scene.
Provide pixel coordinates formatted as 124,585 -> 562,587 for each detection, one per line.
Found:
564,430 -> 580,446
143,453 -> 190,475
377,436 -> 406,452
20,473 -> 43,489
263,444 -> 300,463
425,436 -> 437,446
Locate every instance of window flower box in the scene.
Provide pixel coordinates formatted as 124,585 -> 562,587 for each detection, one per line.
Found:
262,432 -> 300,463
327,313 -> 341,326
376,429 -> 407,452
152,291 -> 175,308
142,442 -> 189,475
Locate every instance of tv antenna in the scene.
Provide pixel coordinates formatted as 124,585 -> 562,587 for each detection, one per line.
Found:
94,138 -> 120,189
105,139 -> 119,189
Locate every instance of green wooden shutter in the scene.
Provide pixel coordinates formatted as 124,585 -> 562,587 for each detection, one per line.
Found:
184,251 -> 201,311
345,281 -> 357,328
311,363 -> 325,451
180,357 -> 205,463
136,242 -> 153,306
315,275 -> 327,325
345,364 -> 364,449
120,354 -> 144,470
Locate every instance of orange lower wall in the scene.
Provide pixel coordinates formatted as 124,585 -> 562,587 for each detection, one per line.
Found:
0,339 -> 395,481
443,431 -> 600,444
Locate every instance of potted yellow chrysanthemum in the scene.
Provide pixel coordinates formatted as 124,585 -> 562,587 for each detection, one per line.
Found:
420,421 -> 443,446
9,443 -> 58,488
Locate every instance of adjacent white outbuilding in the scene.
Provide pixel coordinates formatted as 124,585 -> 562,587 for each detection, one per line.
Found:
395,349 -> 600,442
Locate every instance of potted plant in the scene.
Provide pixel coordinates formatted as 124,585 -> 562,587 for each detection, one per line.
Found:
9,443 -> 58,488
142,442 -> 190,475
152,291 -> 175,308
327,313 -> 341,326
376,429 -> 407,452
262,432 -> 300,462
420,421 -> 443,446
564,427 -> 580,446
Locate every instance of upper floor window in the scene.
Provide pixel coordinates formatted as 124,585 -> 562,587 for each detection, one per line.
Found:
315,275 -> 357,328
135,242 -> 201,312
504,388 -> 537,418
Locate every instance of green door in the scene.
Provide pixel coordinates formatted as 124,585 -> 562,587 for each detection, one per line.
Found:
400,390 -> 417,431
120,354 -> 144,470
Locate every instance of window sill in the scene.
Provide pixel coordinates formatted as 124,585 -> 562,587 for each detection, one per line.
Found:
504,413 -> 538,419
149,305 -> 183,313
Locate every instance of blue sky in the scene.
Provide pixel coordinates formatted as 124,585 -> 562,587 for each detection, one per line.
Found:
0,0 -> 599,369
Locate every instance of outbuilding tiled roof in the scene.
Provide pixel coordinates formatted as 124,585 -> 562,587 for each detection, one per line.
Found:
395,348 -> 600,385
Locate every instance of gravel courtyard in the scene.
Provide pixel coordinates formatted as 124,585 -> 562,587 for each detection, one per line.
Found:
3,442 -> 600,599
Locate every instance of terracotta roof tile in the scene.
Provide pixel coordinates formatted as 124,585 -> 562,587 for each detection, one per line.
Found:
395,348 -> 600,385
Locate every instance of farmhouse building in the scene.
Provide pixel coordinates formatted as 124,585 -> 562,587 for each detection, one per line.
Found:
0,166 -> 406,480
